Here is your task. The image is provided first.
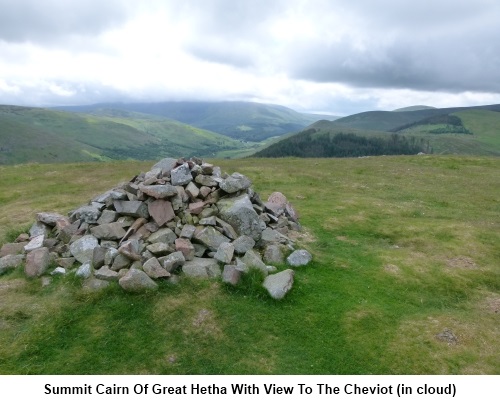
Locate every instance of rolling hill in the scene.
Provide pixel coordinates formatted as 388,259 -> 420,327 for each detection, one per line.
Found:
55,101 -> 339,142
255,104 -> 500,157
0,105 -> 251,164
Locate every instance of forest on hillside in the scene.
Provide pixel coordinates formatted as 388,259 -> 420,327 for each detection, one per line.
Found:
254,129 -> 430,158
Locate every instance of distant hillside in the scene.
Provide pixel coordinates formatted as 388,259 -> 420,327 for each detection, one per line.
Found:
256,104 -> 500,157
55,101 -> 339,142
393,105 -> 436,112
314,103 -> 500,132
0,105 -> 251,165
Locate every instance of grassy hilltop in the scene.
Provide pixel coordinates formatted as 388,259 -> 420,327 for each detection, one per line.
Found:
0,156 -> 499,374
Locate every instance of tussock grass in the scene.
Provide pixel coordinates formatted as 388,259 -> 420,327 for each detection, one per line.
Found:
0,155 -> 499,374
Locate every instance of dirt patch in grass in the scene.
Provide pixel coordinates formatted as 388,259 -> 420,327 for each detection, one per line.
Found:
446,256 -> 477,269
0,278 -> 27,293
288,228 -> 316,244
386,314 -> 500,374
476,292 -> 500,314
383,264 -> 401,275
336,235 -> 358,245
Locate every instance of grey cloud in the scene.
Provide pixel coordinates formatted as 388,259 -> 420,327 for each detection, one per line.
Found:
0,0 -> 131,44
288,30 -> 500,93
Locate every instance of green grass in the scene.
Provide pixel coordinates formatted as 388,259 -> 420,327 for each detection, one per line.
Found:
0,156 -> 499,374
0,106 -> 259,164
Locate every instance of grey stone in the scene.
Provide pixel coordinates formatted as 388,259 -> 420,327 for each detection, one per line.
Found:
119,269 -> 158,292
36,212 -> 67,227
90,222 -> 126,240
162,251 -> 186,273
143,257 -> 170,279
179,224 -> 196,239
110,254 -> 131,271
185,182 -> 200,199
214,242 -> 234,264
76,262 -> 93,279
199,216 -> 217,226
70,204 -> 101,224
70,235 -> 99,264
0,254 -> 24,275
113,200 -> 149,219
50,266 -> 66,276
232,235 -> 256,254
235,257 -> 249,273
151,157 -> 178,175
193,226 -> 230,251
139,184 -> 178,199
29,221 -> 51,238
287,249 -> 312,266
263,269 -> 294,299
194,174 -> 218,187
1,242 -> 27,257
56,257 -> 75,269
25,247 -> 50,278
182,258 -> 221,278
285,203 -> 299,222
261,228 -> 289,244
92,189 -> 127,205
217,194 -> 262,241
118,239 -> 142,261
146,242 -> 172,256
148,228 -> 177,245
215,217 -> 239,240
241,249 -> 268,275
92,246 -> 107,269
82,277 -> 110,292
219,172 -> 251,194
222,265 -> 241,286
94,266 -> 120,281
175,238 -> 195,261
24,235 -> 45,252
170,163 -> 193,186
97,210 -> 118,225
104,247 -> 119,266
263,244 -> 284,265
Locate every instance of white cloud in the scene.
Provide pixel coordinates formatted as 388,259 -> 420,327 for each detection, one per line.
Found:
0,0 -> 500,114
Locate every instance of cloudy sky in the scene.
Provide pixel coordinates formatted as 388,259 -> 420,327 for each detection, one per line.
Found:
1,0 -> 499,115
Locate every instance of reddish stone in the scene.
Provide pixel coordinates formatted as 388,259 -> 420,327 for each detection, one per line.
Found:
175,238 -> 195,261
148,200 -> 175,227
188,201 -> 205,215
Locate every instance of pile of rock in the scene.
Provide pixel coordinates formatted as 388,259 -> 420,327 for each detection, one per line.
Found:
0,157 -> 312,299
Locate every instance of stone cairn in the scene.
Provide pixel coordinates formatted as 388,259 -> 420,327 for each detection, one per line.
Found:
0,157 -> 312,299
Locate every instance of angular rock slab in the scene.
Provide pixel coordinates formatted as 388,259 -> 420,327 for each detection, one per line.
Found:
193,226 -> 230,251
143,257 -> 170,279
222,265 -> 241,286
287,249 -> 312,266
0,254 -> 25,275
90,222 -> 126,240
25,247 -> 50,278
182,258 -> 221,278
148,199 -> 175,227
263,269 -> 294,300
219,172 -> 251,194
70,235 -> 99,264
170,163 -> 193,186
151,157 -> 178,175
119,269 -> 158,292
217,194 -> 263,241
139,184 -> 177,199
114,200 -> 149,219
